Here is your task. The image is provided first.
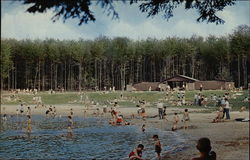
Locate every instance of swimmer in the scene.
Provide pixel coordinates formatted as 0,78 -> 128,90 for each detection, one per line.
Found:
141,124 -> 145,133
153,135 -> 162,160
172,113 -> 179,131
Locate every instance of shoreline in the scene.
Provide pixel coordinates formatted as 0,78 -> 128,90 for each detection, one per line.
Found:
1,104 -> 249,160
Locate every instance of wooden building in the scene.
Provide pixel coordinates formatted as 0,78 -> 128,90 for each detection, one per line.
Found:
163,75 -> 235,90
130,82 -> 160,91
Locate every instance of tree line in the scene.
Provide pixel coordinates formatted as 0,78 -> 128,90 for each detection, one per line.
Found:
1,25 -> 249,91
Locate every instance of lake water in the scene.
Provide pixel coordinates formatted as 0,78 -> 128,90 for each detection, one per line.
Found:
0,115 -> 188,159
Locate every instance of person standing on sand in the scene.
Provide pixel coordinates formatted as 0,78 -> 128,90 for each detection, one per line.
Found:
200,84 -> 203,92
157,102 -> 164,119
182,109 -> 190,129
153,135 -> 162,160
192,137 -> 216,160
224,98 -> 231,120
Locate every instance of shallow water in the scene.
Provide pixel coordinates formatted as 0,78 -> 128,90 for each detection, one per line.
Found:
0,115 -> 188,159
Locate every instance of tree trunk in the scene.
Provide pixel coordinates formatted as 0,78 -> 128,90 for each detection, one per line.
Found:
111,61 -> 114,87
42,61 -> 45,91
54,63 -> 58,90
15,64 -> 17,89
64,61 -> 67,91
99,60 -> 102,90
237,55 -> 241,87
78,62 -> 82,92
50,63 -> 53,90
38,60 -> 41,91
242,55 -> 248,88
95,59 -> 98,87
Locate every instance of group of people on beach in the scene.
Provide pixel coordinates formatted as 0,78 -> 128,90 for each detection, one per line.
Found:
130,137 -> 216,160
129,135 -> 162,160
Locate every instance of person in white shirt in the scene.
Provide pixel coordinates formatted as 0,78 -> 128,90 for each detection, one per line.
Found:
157,102 -> 164,119
224,98 -> 230,120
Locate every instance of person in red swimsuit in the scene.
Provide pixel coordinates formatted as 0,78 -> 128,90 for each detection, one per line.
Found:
129,144 -> 144,160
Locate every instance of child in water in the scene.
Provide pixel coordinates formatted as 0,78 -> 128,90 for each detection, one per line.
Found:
182,109 -> 190,129
141,124 -> 145,133
26,115 -> 32,133
67,116 -> 73,136
129,144 -> 144,160
172,113 -> 179,131
153,135 -> 162,160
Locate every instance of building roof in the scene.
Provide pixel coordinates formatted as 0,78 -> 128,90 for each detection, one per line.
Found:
164,75 -> 199,82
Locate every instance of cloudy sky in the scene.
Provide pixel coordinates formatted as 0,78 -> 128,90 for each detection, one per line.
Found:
1,1 -> 249,40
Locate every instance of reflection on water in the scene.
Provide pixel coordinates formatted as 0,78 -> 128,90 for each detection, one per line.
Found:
0,115 -> 188,159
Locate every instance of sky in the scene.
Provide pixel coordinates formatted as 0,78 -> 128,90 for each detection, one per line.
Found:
1,1 -> 250,40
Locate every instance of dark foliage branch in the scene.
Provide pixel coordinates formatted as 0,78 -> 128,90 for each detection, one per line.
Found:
22,0 -> 235,25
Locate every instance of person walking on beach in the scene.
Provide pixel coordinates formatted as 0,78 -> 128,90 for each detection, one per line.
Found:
172,113 -> 179,131
224,98 -> 231,120
153,135 -> 162,160
182,109 -> 190,129
192,137 -> 216,160
129,144 -> 144,160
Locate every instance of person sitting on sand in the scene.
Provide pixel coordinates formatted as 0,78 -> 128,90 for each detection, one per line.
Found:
182,109 -> 190,129
129,144 -> 144,160
153,135 -> 162,160
26,115 -> 32,133
192,137 -> 216,160
172,113 -> 179,131
212,107 -> 223,123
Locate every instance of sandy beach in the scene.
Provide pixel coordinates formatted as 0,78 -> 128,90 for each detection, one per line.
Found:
1,104 -> 249,160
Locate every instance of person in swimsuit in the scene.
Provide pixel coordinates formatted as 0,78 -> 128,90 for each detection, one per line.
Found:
172,113 -> 179,131
26,115 -> 32,134
192,137 -> 216,160
141,124 -> 145,133
182,109 -> 190,129
20,104 -> 24,115
67,116 -> 73,137
129,144 -> 144,160
26,107 -> 31,116
153,135 -> 162,160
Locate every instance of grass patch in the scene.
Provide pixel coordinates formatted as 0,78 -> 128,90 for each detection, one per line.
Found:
1,90 -> 248,111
